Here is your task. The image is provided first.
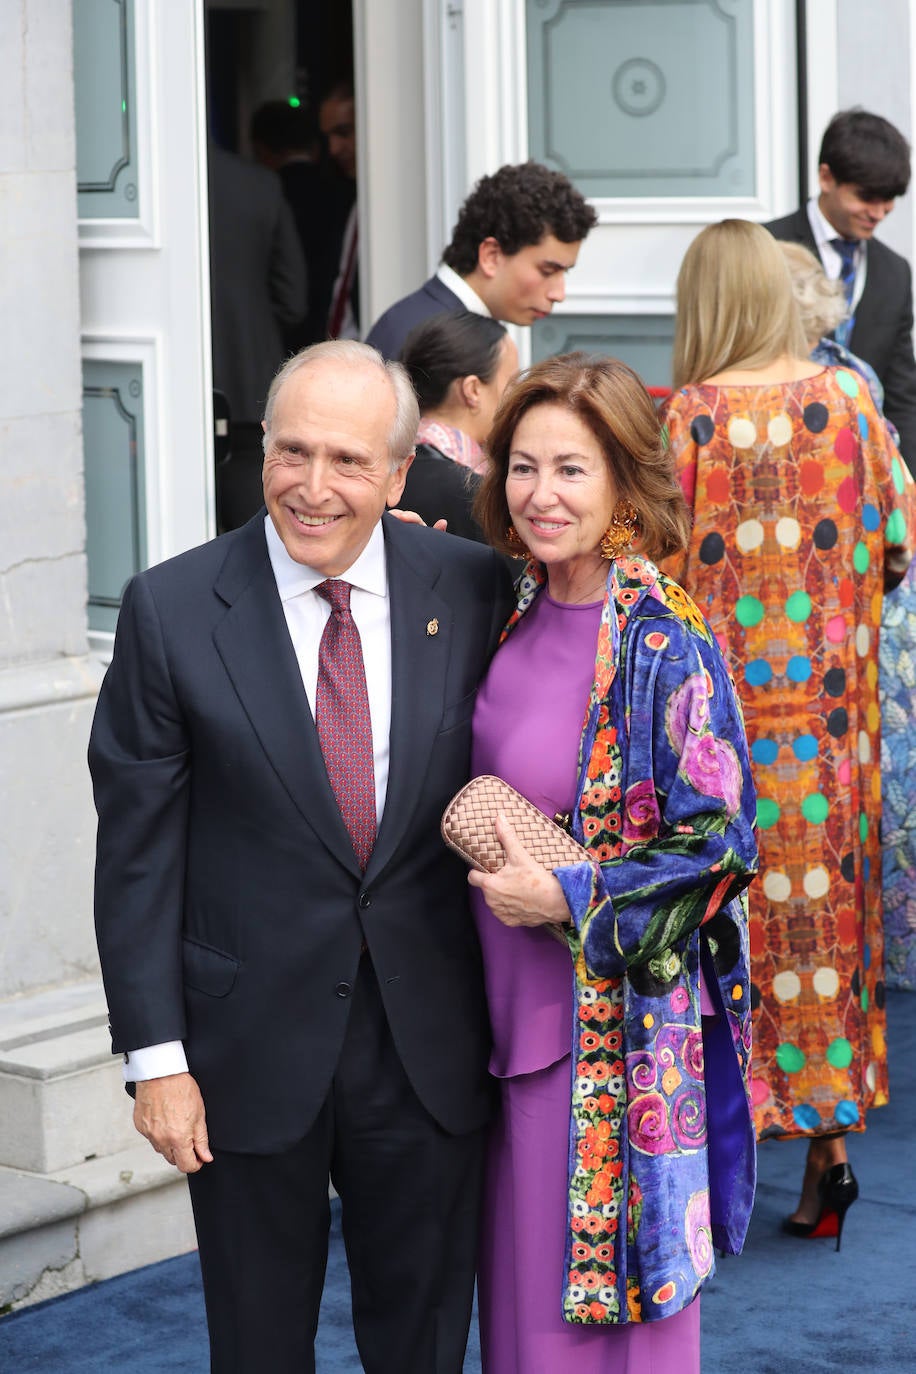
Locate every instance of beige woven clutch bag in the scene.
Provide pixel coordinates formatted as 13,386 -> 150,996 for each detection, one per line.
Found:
441,774 -> 588,874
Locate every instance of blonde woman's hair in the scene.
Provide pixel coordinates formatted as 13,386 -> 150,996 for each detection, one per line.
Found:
778,241 -> 847,349
474,353 -> 690,562
672,219 -> 809,389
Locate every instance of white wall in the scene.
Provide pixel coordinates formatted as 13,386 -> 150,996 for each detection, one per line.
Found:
0,1 -> 102,999
836,0 -> 912,257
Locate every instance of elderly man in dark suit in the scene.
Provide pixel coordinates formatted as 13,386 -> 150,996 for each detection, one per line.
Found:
766,108 -> 916,474
365,161 -> 597,361
90,340 -> 515,1373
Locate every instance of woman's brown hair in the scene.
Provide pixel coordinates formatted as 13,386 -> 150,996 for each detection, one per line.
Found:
475,353 -> 690,562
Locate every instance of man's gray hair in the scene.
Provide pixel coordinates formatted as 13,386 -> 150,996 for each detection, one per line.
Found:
262,339 -> 419,470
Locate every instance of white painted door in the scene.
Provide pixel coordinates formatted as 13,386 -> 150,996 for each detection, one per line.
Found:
74,0 -> 212,639
428,0 -> 799,385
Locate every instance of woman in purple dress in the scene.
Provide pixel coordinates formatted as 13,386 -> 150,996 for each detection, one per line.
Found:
468,355 -> 759,1373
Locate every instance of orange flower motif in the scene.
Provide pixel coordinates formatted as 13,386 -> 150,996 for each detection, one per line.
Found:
580,1030 -> 601,1051
583,1212 -> 605,1234
586,1170 -> 614,1206
589,1301 -> 608,1320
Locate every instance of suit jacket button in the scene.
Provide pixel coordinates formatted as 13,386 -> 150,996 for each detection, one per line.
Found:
358,891 -> 372,910
335,981 -> 352,998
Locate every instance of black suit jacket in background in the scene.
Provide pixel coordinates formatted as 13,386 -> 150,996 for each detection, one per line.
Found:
766,207 -> 916,474
364,275 -> 465,361
89,512 -> 515,1155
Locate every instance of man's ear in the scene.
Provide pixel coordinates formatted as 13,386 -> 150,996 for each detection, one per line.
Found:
817,163 -> 837,195
477,237 -> 503,280
386,451 -> 415,506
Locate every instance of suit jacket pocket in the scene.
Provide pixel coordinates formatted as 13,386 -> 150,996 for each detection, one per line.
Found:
438,690 -> 477,734
182,935 -> 240,998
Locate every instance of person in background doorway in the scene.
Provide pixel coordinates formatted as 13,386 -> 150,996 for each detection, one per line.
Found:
321,79 -> 359,339
250,99 -> 352,350
207,140 -> 306,429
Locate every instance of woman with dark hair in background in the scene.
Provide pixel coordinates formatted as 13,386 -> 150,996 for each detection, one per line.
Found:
660,218 -> 915,1249
396,310 -> 517,541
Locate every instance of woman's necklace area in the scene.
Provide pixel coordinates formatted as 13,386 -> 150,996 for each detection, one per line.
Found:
547,572 -> 607,606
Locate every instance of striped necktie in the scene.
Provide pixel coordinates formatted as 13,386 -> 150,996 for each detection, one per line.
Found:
830,237 -> 859,346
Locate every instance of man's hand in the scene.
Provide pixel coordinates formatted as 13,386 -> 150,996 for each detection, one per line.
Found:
133,1072 -> 214,1174
388,508 -> 448,531
467,815 -> 571,930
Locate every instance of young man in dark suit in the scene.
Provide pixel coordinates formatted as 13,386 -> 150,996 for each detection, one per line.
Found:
766,108 -> 916,473
365,161 -> 597,361
90,341 -> 515,1372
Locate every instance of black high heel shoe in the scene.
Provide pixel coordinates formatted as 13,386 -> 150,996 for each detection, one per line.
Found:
782,1163 -> 859,1252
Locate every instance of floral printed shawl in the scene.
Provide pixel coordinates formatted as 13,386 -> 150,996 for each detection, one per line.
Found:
500,554 -> 759,1324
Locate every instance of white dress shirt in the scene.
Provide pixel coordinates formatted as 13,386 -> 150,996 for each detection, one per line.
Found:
124,517 -> 393,1082
806,197 -> 866,312
435,263 -> 492,316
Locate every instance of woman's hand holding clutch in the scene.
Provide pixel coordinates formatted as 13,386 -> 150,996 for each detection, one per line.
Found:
468,814 -> 572,931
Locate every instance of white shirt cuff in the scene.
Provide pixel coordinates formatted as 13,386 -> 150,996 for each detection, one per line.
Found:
123,1041 -> 189,1082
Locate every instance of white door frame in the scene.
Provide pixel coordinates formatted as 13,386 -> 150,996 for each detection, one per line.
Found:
78,0 -> 213,649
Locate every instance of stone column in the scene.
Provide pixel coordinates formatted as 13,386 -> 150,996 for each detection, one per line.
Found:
0,3 -> 195,1309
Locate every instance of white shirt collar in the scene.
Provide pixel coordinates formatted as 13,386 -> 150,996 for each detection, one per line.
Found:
264,514 -> 388,602
435,263 -> 492,317
807,196 -> 863,251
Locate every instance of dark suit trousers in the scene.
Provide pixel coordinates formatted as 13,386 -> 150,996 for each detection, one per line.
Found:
187,954 -> 485,1374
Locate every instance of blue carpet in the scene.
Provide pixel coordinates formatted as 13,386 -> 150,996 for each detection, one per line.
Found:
1,991 -> 913,1372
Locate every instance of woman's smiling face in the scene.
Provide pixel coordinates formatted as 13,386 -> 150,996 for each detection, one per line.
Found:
505,402 -> 616,580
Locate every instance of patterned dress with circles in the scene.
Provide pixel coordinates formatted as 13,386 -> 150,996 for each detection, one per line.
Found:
660,370 -> 916,1139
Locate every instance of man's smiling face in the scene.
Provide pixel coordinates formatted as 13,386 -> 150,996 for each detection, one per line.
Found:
262,359 -> 409,575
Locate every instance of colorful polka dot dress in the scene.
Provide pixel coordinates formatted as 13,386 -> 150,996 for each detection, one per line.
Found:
660,369 -> 915,1140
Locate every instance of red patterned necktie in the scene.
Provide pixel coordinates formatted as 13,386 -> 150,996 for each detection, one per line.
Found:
315,579 -> 376,870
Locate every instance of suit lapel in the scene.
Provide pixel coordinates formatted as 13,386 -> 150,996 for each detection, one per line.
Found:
212,516 -> 362,878
851,240 -> 889,350
364,516 -> 454,881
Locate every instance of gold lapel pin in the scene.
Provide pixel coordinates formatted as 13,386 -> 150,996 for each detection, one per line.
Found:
426,618 -> 439,637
